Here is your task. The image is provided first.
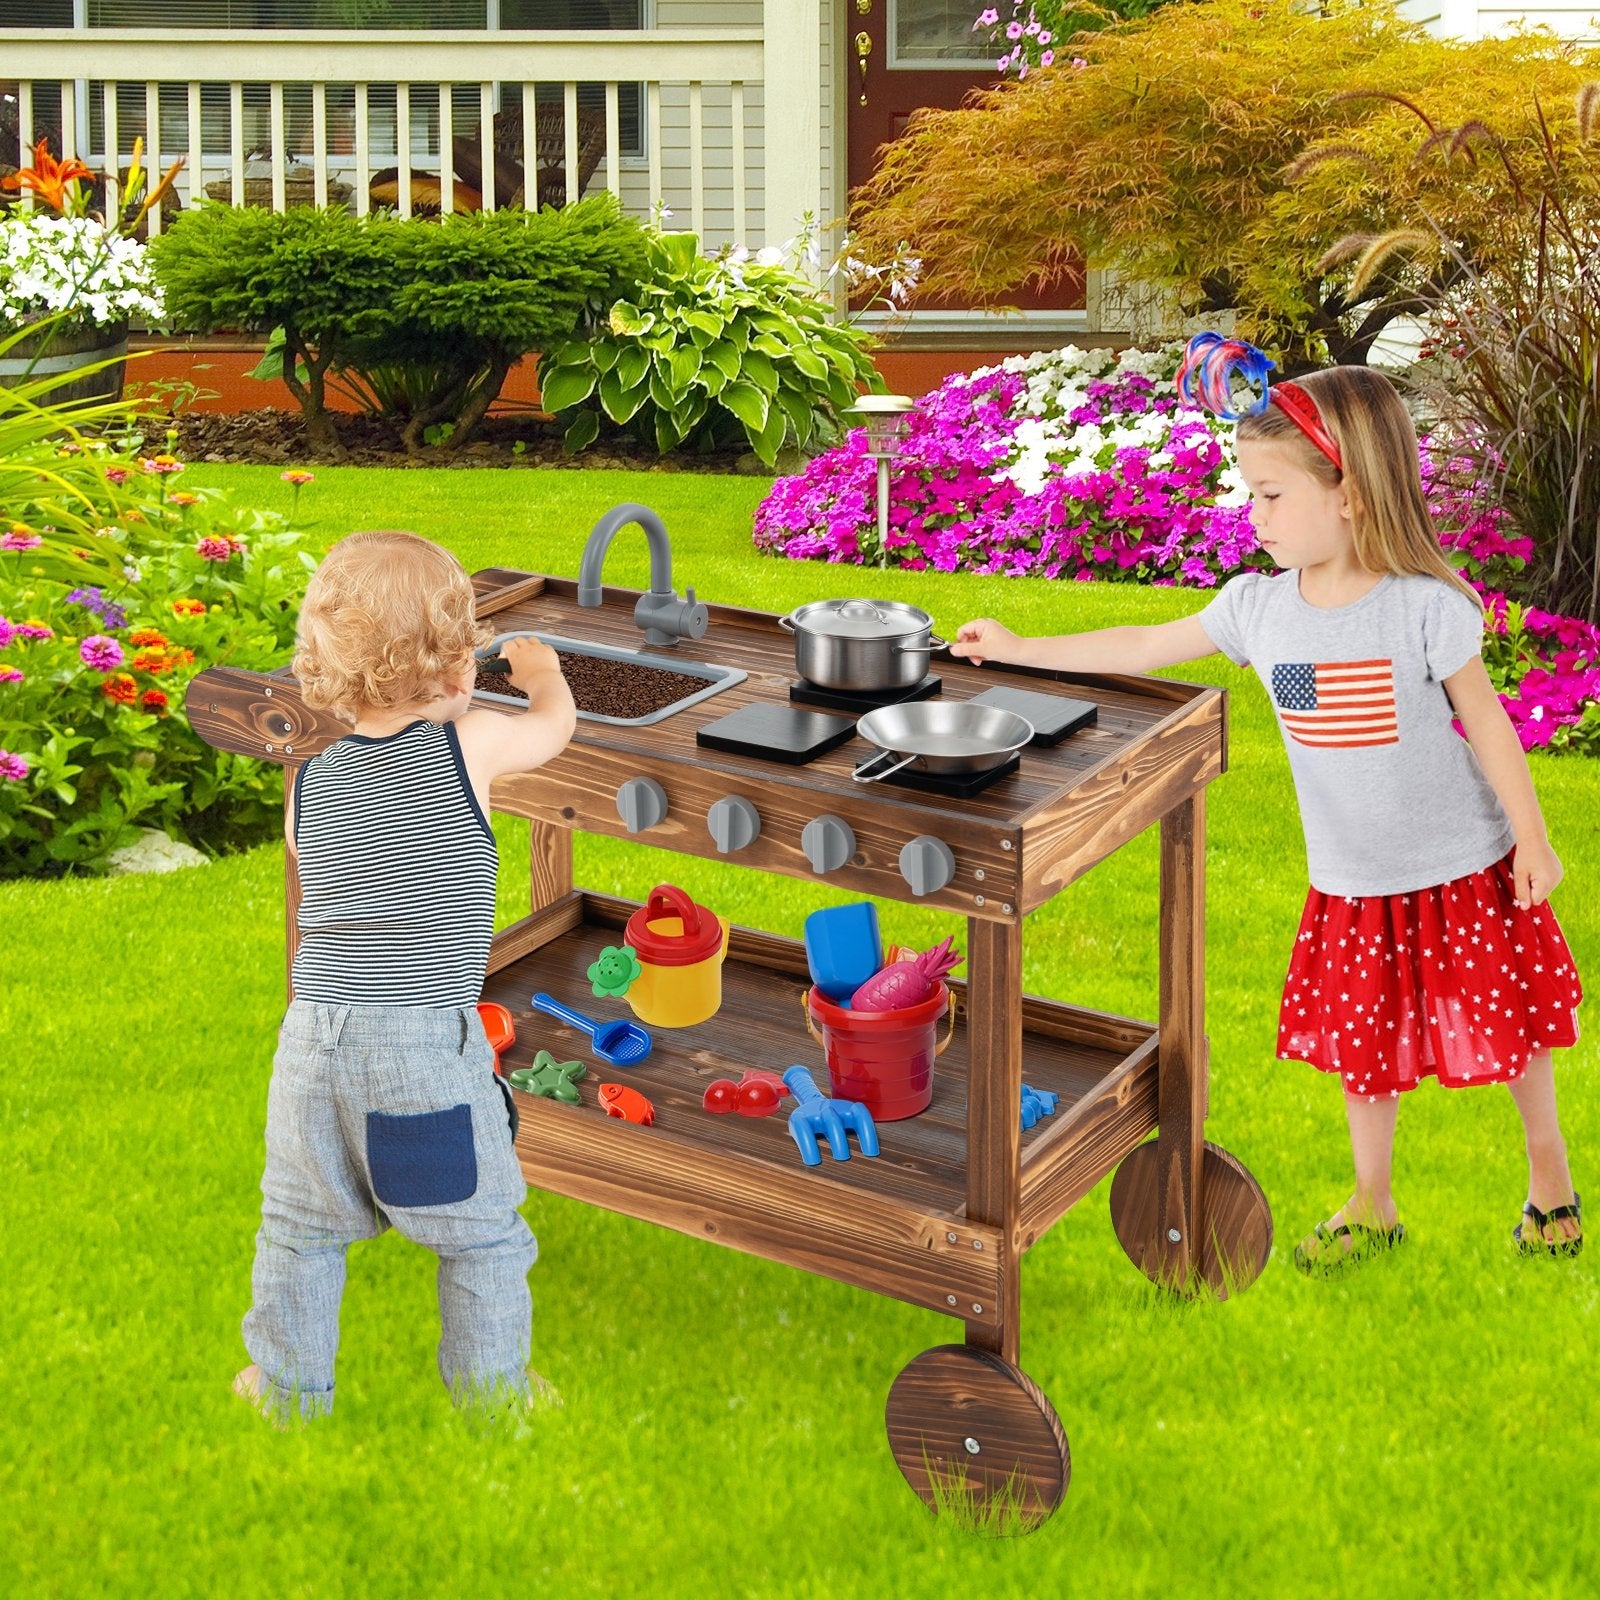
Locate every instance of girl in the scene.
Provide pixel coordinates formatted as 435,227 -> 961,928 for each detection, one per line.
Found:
234,530 -> 578,1420
952,343 -> 1584,1273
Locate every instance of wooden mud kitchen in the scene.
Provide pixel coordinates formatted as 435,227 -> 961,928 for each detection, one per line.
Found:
189,519 -> 1273,1530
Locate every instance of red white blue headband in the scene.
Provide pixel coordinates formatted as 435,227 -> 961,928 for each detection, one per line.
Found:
1176,333 -> 1343,471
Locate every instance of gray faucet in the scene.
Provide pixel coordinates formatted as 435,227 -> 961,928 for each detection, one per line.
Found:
576,502 -> 709,649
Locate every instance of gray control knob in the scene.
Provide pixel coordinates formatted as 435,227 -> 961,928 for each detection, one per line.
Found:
616,776 -> 668,834
707,795 -> 761,853
899,834 -> 956,897
801,815 -> 856,875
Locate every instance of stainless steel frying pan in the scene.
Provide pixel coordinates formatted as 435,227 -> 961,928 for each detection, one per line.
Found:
852,701 -> 1034,783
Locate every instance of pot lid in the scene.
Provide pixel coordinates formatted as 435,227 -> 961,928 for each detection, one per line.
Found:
788,599 -> 933,640
625,884 -> 723,966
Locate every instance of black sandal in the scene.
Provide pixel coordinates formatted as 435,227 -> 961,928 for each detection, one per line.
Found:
1513,1192 -> 1584,1259
1294,1219 -> 1408,1276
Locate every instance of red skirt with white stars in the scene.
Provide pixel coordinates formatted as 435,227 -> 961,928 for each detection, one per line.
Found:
1277,848 -> 1583,1100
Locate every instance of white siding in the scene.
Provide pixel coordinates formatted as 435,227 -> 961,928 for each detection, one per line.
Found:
1429,0 -> 1600,37
646,0 -> 765,245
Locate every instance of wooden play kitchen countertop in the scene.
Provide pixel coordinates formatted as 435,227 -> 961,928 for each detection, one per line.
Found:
187,566 -> 1272,1531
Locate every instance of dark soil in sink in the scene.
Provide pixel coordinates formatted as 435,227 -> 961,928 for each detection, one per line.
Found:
476,651 -> 712,721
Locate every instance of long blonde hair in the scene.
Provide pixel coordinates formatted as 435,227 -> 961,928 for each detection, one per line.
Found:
1236,366 -> 1483,613
294,531 -> 490,723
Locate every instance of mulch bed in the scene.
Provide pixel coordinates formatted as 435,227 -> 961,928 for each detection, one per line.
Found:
169,407 -> 757,473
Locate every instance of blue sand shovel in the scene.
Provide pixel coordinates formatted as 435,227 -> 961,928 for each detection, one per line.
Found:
781,1064 -> 880,1166
531,992 -> 652,1066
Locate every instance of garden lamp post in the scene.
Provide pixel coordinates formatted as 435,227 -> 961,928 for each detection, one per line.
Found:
846,394 -> 915,567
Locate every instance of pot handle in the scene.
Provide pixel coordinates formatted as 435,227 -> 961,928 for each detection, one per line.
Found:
645,883 -> 702,937
777,612 -> 796,632
894,632 -> 949,656
852,748 -> 919,784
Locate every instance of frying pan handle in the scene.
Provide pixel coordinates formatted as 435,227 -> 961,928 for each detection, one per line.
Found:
852,748 -> 918,783
894,632 -> 948,656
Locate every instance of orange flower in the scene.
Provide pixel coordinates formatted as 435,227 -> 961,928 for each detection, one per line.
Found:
132,648 -> 169,673
172,598 -> 205,617
1,138 -> 93,212
129,629 -> 169,648
102,673 -> 138,705
168,491 -> 200,508
140,689 -> 169,715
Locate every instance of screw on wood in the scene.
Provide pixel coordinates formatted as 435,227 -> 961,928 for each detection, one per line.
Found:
946,1231 -> 957,1243
946,1294 -> 957,1305
971,1303 -> 983,1314
1167,1228 -> 1182,1242
964,1437 -> 981,1454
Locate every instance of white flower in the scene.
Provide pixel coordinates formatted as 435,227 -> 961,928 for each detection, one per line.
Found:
0,214 -> 163,327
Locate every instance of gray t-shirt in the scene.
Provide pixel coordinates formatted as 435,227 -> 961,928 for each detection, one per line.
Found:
1198,569 -> 1514,896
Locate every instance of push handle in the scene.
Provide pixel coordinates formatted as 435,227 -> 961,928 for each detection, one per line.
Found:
530,992 -> 597,1039
644,883 -> 702,937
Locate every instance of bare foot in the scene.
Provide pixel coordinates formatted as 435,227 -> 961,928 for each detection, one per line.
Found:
232,1364 -> 287,1429
526,1368 -> 564,1412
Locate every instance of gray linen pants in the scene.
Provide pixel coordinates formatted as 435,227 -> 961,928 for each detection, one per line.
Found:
242,1000 -> 536,1420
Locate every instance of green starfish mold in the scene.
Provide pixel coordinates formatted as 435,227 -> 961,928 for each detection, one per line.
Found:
587,943 -> 643,999
508,1051 -> 587,1104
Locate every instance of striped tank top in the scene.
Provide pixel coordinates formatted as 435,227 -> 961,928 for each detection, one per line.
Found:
290,719 -> 498,1007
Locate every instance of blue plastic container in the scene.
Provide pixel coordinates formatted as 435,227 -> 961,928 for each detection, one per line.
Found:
803,903 -> 882,1004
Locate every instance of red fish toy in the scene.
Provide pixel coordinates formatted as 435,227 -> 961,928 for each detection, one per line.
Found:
598,1083 -> 656,1125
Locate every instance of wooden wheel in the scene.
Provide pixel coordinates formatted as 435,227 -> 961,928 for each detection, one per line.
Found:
885,1345 -> 1069,1533
1109,1138 -> 1273,1298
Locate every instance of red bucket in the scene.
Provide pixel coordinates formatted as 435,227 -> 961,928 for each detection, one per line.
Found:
803,982 -> 956,1121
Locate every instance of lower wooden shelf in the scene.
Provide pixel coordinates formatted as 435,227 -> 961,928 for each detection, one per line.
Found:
485,893 -> 1160,1324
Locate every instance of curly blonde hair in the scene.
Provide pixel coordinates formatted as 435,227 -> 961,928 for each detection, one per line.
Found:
294,531 -> 490,723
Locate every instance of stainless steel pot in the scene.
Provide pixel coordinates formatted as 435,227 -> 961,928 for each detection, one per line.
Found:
852,702 -> 1034,783
777,599 -> 947,694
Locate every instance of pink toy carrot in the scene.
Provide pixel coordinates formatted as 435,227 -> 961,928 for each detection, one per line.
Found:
849,936 -> 963,1012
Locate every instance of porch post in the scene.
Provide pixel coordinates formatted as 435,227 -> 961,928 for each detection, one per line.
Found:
762,0 -> 825,268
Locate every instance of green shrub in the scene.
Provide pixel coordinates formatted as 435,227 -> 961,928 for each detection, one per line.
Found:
150,198 -> 649,453
150,205 -> 400,454
535,230 -> 883,466
0,373 -> 313,877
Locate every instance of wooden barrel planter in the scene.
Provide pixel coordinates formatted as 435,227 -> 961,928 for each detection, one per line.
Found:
0,321 -> 130,405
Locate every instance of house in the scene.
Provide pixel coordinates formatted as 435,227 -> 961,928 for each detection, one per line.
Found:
1,1 -> 1588,401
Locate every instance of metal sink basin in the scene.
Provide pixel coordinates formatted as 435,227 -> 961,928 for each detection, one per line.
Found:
477,631 -> 746,726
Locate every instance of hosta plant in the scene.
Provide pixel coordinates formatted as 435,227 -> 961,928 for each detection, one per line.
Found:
536,228 -> 884,465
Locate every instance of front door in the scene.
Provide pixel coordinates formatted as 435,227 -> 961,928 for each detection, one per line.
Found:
845,0 -> 1083,313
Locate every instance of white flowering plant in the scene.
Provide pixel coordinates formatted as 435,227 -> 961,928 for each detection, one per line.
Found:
0,137 -> 177,334
0,214 -> 164,332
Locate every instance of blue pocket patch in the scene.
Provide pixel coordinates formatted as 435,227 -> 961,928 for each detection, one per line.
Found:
365,1103 -> 478,1207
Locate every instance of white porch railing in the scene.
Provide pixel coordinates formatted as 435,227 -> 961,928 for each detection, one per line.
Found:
1,28 -> 791,249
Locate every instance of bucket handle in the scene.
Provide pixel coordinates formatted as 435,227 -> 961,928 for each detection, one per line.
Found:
802,987 -> 958,1053
644,883 -> 702,937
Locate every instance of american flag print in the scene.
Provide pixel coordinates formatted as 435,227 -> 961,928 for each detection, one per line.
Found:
1270,659 -> 1398,748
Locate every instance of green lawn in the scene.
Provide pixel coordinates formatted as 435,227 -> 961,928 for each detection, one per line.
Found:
3,465 -> 1596,1599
